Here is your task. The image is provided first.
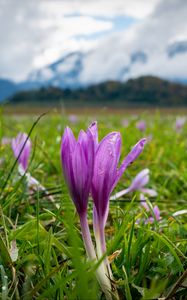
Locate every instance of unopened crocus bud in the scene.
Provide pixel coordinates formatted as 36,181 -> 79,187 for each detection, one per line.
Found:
61,126 -> 94,216
61,125 -> 96,260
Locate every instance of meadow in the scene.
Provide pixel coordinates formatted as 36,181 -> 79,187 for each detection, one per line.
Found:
0,108 -> 187,300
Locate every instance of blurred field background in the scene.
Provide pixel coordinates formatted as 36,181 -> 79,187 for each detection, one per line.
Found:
0,112 -> 187,299
0,0 -> 187,299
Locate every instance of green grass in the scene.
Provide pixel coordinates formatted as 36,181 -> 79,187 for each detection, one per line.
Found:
0,110 -> 187,299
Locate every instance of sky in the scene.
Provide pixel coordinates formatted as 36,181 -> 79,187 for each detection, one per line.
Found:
0,0 -> 187,83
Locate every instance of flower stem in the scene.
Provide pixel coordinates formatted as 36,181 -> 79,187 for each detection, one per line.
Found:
79,212 -> 96,260
79,212 -> 113,300
95,221 -> 120,300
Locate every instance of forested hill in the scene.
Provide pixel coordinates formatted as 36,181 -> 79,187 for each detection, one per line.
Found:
8,76 -> 187,106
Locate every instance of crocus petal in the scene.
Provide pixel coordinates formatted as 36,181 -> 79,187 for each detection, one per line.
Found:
88,121 -> 98,149
61,127 -> 77,183
61,132 -> 74,187
62,127 -> 76,153
110,188 -> 129,200
92,132 -> 121,222
153,205 -> 160,220
78,130 -> 87,144
140,194 -> 149,209
142,204 -> 161,223
127,168 -> 149,192
140,188 -> 158,197
61,125 -> 94,215
71,143 -> 88,212
115,138 -> 146,185
111,168 -> 156,201
12,133 -> 31,171
85,129 -> 95,181
77,130 -> 88,157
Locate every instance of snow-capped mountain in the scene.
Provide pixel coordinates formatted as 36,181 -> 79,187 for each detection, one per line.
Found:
167,40 -> 187,58
27,50 -> 149,89
1,38 -> 187,102
27,52 -> 84,89
26,39 -> 187,88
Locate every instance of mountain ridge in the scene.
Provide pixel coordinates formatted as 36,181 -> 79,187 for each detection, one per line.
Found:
1,39 -> 187,102
7,75 -> 187,107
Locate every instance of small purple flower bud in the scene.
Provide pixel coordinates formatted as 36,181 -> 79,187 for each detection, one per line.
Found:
68,114 -> 79,124
121,119 -> 129,128
147,205 -> 161,223
175,117 -> 186,132
1,137 -> 12,145
136,120 -> 146,132
12,133 -> 31,171
153,205 -> 161,220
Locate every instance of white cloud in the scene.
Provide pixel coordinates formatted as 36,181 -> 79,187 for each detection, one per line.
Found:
36,15 -> 113,37
0,0 -> 186,84
40,0 -> 160,19
0,0 -> 113,80
79,0 -> 187,84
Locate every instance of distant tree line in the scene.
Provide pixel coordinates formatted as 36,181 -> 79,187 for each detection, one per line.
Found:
8,76 -> 187,107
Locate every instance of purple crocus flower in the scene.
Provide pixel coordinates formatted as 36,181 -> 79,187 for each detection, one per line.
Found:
175,117 -> 186,132
61,123 -> 146,299
91,124 -> 146,249
142,203 -> 161,223
61,126 -> 94,216
111,168 -> 157,200
68,114 -> 79,124
1,137 -> 12,145
121,119 -> 129,128
91,139 -> 146,230
61,124 -> 113,299
12,133 -> 31,171
12,133 -> 57,206
110,168 -> 159,223
61,125 -> 97,257
90,122 -> 146,296
150,205 -> 161,223
136,120 -> 146,132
